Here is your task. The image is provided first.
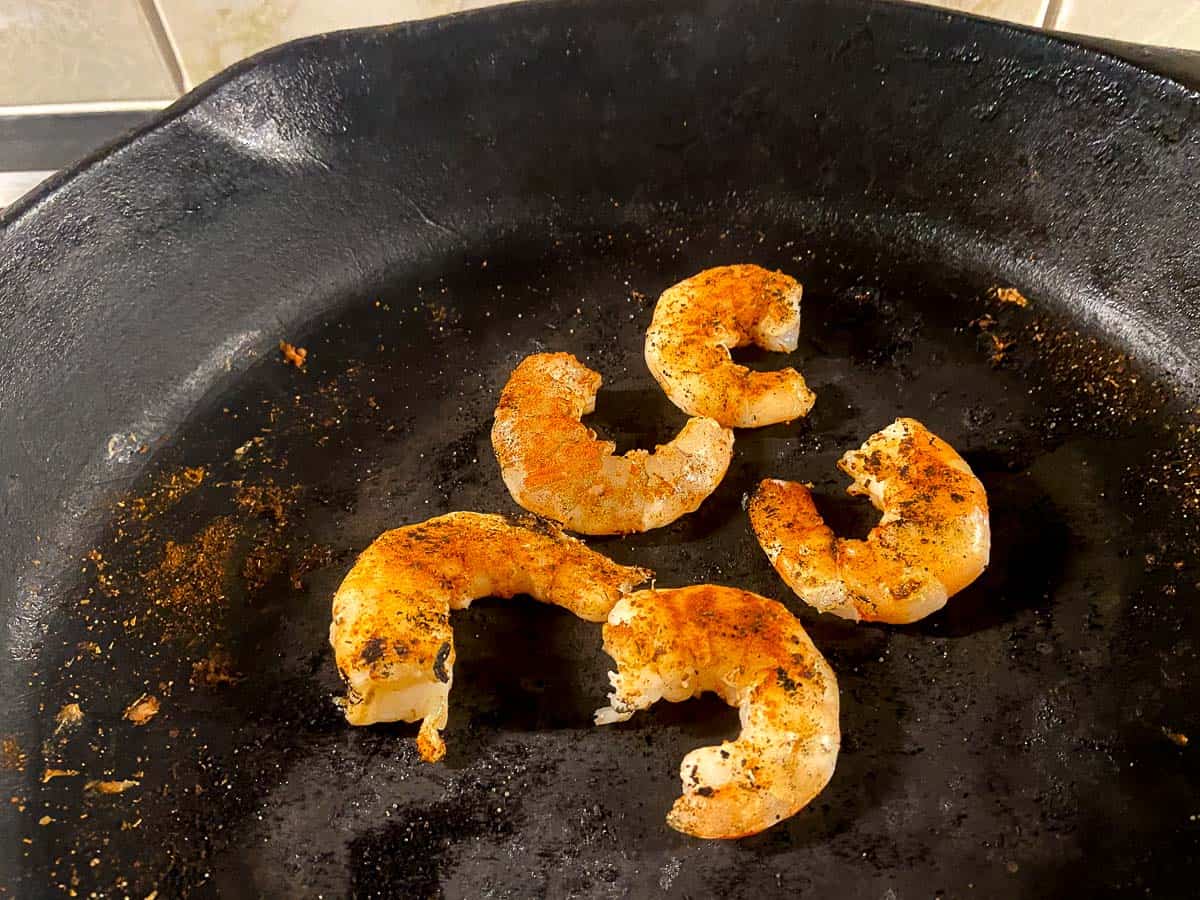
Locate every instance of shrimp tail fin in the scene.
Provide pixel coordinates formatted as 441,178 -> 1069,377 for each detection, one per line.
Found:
416,700 -> 448,763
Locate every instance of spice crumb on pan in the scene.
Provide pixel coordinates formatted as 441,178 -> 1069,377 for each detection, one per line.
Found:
1,738 -> 27,771
54,703 -> 83,732
123,694 -> 160,726
84,779 -> 139,795
143,517 -> 240,642
279,340 -> 308,369
234,478 -> 296,527
1147,416 -> 1200,527
1162,728 -> 1189,747
122,466 -> 206,520
987,332 -> 1014,365
81,464 -> 306,650
1022,320 -> 1170,429
233,435 -> 265,460
84,549 -> 119,598
190,646 -> 240,687
991,285 -> 1031,308
292,543 -> 335,589
240,537 -> 287,594
968,314 -> 1015,366
41,768 -> 80,783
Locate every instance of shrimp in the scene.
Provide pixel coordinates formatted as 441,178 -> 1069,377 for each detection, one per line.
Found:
748,417 -> 990,625
644,264 -> 816,428
595,585 -> 840,839
491,352 -> 734,534
330,512 -> 650,762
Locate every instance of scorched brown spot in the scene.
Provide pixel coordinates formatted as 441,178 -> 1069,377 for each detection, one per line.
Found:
432,642 -> 452,683
359,637 -> 387,666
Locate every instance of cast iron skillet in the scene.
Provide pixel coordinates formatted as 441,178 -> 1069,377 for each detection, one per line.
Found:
1,0 -> 1198,896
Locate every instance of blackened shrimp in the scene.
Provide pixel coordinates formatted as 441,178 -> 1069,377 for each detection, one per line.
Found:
644,264 -> 816,428
330,512 -> 650,761
491,352 -> 734,534
595,584 -> 840,839
749,417 -> 990,624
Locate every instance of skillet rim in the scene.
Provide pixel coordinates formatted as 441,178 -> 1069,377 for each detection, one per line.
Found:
2,0 -> 1199,230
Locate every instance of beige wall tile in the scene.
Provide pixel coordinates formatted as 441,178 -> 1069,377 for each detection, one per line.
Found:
1053,0 -> 1200,52
156,0 -> 509,88
0,170 -> 55,208
917,0 -> 1050,27
0,1 -> 177,106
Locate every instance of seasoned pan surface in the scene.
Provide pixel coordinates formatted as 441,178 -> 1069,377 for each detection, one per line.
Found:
1,0 -> 1198,896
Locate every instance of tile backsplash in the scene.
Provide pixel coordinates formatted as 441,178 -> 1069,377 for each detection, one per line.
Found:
0,0 -> 176,106
926,0 -> 1049,27
1053,0 -> 1200,51
1,0 -> 1198,109
155,0 -> 504,89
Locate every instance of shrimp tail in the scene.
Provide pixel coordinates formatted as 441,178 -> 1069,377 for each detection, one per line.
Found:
416,700 -> 449,763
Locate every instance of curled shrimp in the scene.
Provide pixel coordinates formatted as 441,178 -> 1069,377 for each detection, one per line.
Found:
749,417 -> 990,624
595,585 -> 840,839
330,512 -> 650,762
644,264 -> 816,428
491,352 -> 734,534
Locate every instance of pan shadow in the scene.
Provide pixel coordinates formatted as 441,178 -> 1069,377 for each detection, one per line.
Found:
581,385 -> 751,550
441,597 -> 610,766
600,694 -> 743,846
804,488 -> 879,541
728,344 -> 802,372
584,386 -> 695,455
740,689 -> 908,856
592,619 -> 905,853
909,465 -> 1069,639
737,627 -> 908,855
744,455 -> 1069,641
581,385 -> 759,546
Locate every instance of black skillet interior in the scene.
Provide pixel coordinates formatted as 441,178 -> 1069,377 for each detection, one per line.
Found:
1,0 -> 1199,896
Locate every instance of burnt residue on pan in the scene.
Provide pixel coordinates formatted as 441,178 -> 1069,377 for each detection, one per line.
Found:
13,219 -> 1198,897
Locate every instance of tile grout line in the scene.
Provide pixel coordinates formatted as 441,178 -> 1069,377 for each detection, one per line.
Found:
1042,0 -> 1066,30
136,0 -> 190,96
0,100 -> 173,117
